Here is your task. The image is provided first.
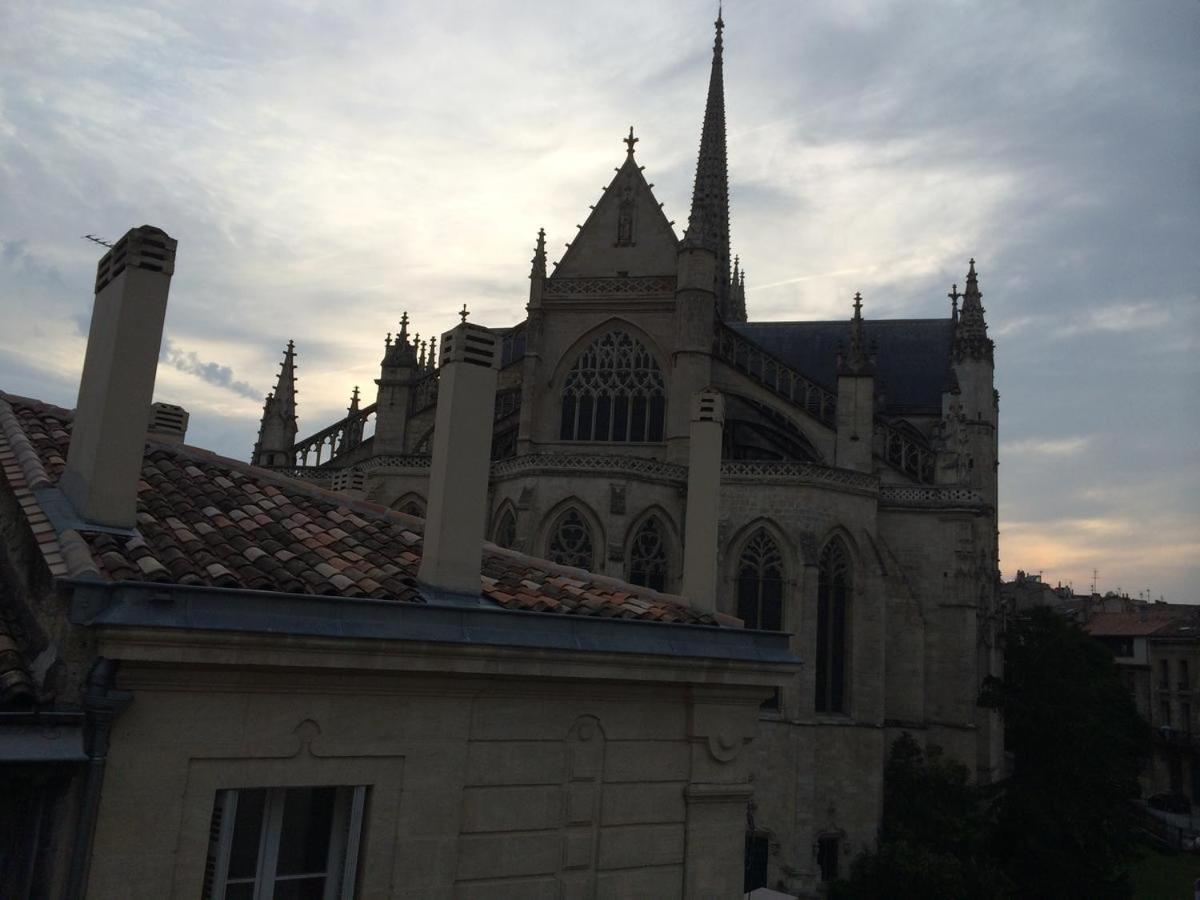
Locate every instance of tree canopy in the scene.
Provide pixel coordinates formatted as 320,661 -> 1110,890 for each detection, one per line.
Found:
836,606 -> 1150,899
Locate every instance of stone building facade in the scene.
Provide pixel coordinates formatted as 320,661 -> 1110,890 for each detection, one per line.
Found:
253,13 -> 1005,894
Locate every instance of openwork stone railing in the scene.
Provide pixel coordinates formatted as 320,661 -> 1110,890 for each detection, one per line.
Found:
270,466 -> 336,485
713,325 -> 837,426
412,370 -> 439,414
720,460 -> 878,492
491,453 -> 687,483
356,454 -> 432,472
879,485 -> 987,508
543,276 -> 676,299
877,422 -> 936,484
291,403 -> 376,467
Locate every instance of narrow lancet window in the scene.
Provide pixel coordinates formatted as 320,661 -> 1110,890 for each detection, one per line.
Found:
492,507 -> 517,549
628,516 -> 668,591
815,538 -> 850,713
736,529 -> 783,631
546,508 -> 594,570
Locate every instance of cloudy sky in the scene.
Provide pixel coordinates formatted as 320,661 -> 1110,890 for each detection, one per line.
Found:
1,1 -> 1197,600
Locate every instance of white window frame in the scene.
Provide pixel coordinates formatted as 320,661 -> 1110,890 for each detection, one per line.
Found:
205,785 -> 366,900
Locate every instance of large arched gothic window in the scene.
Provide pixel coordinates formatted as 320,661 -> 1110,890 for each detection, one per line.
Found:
815,538 -> 850,713
628,516 -> 668,591
546,508 -> 594,570
736,529 -> 784,631
492,507 -> 517,549
559,330 -> 665,442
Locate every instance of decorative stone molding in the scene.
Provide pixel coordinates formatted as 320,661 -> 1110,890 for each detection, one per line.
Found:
491,453 -> 688,484
719,460 -> 878,492
879,484 -> 988,509
543,275 -> 676,298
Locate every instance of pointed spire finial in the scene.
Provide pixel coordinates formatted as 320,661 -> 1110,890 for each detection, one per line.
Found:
459,303 -> 470,324
623,126 -> 638,156
954,258 -> 992,362
683,4 -> 733,316
840,292 -> 872,375
399,311 -> 410,342
531,227 -> 547,279
427,334 -> 437,368
348,385 -> 360,412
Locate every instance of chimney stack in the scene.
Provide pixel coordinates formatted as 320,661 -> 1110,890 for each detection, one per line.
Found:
681,390 -> 724,613
62,225 -> 176,528
148,402 -> 188,444
417,320 -> 500,594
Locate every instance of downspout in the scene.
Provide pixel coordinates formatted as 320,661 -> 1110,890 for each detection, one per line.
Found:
64,657 -> 131,900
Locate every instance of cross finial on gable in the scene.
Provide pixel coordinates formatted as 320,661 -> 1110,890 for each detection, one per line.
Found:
459,303 -> 470,324
624,126 -> 638,156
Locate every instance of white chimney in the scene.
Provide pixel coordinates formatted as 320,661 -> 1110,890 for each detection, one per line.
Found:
148,402 -> 188,444
681,389 -> 724,613
417,321 -> 500,593
62,225 -> 176,528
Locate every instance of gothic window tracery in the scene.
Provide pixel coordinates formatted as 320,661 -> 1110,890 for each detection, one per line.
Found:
394,494 -> 425,517
492,507 -> 517,549
560,330 -> 666,442
736,529 -> 784,631
628,515 -> 668,591
546,508 -> 594,570
815,538 -> 850,713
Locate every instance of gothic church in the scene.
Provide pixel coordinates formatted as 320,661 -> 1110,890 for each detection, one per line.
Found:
252,13 -> 1003,894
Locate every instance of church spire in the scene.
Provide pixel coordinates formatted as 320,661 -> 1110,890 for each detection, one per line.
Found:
530,227 -> 546,279
954,258 -> 993,362
273,339 -> 297,420
839,293 -> 874,374
683,8 -> 733,317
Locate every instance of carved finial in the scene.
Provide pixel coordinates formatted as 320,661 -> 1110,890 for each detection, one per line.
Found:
624,125 -> 638,156
348,385 -> 360,412
531,227 -> 547,279
853,291 -> 863,319
427,334 -> 437,368
399,311 -> 409,342
948,283 -> 960,322
415,334 -> 424,367
459,303 -> 469,324
384,331 -> 392,349
954,258 -> 992,362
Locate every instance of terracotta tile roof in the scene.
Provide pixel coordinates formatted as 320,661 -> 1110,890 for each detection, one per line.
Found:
0,393 -> 718,626
1083,610 -> 1190,637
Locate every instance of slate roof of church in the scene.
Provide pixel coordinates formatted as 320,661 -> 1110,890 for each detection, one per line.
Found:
0,392 -> 720,626
730,319 -> 955,414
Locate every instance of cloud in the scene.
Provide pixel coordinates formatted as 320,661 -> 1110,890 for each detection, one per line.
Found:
0,1 -> 1196,601
158,337 -> 261,400
1002,436 -> 1090,457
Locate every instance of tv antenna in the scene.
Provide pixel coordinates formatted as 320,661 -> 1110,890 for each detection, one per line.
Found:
82,234 -> 114,248
1091,568 -> 1098,594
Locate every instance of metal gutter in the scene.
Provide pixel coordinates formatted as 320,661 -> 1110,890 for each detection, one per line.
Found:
67,580 -> 800,667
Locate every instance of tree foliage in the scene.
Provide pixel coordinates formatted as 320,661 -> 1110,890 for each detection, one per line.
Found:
836,607 -> 1150,899
832,733 -> 1007,900
980,606 -> 1150,898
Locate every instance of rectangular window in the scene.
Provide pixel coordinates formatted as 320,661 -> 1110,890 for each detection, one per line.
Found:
1160,659 -> 1170,690
202,785 -> 366,900
1161,700 -> 1173,729
1180,659 -> 1190,691
1184,703 -> 1192,734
